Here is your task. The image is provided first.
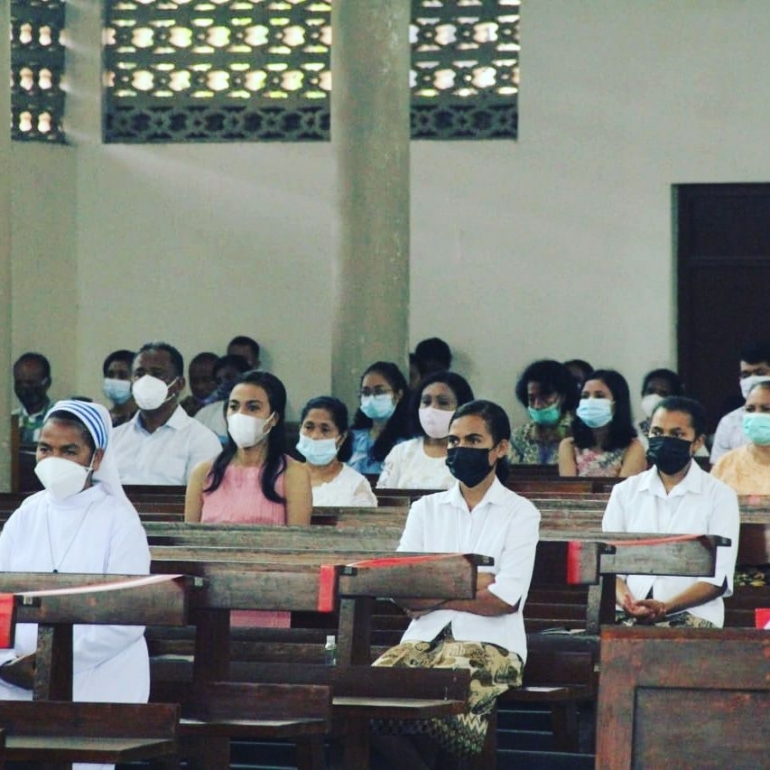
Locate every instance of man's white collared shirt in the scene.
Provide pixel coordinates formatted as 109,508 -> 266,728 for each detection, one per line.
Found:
710,406 -> 747,463
112,406 -> 221,485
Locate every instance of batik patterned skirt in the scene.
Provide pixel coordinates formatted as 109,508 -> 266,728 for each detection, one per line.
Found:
371,624 -> 523,757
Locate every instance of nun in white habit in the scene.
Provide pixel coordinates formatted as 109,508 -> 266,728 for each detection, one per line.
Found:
0,399 -> 151,708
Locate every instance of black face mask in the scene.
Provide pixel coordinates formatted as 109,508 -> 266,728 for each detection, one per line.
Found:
446,447 -> 494,488
14,381 -> 48,412
646,436 -> 693,475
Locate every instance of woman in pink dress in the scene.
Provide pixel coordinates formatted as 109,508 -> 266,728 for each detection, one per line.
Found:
184,370 -> 312,626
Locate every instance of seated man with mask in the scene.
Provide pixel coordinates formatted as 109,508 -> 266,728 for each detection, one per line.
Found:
603,396 -> 739,628
13,352 -> 53,443
112,342 -> 221,485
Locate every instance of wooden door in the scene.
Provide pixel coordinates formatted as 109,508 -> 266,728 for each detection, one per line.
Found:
676,183 -> 770,433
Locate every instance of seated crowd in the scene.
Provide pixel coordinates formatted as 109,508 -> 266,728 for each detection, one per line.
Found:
4,333 -> 764,768
13,334 -> 770,496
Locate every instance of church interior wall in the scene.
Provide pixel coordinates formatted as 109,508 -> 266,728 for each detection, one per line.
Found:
9,0 -> 770,422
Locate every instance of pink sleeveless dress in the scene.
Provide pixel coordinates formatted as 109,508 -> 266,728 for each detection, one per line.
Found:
201,461 -> 288,627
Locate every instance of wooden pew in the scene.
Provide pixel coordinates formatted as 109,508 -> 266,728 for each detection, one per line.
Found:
0,573 -> 191,768
145,526 -> 730,765
149,550 -> 482,770
502,532 -> 730,755
1,573 -> 191,699
0,701 -> 181,768
596,627 -> 770,769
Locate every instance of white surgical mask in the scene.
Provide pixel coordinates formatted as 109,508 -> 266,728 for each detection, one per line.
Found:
35,456 -> 93,501
640,393 -> 663,419
132,375 -> 176,411
418,407 -> 454,439
103,377 -> 132,405
227,412 -> 272,449
296,434 -> 339,466
741,375 -> 770,400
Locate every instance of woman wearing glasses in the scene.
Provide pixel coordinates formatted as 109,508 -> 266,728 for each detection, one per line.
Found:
347,361 -> 411,475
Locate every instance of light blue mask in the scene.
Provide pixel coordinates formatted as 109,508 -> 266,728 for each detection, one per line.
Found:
102,377 -> 132,405
296,434 -> 339,466
360,394 -> 396,421
528,402 -> 562,426
576,398 -> 613,428
743,413 -> 770,446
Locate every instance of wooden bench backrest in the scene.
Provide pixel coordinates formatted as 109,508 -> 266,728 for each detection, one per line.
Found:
191,681 -> 332,722
0,701 -> 180,739
596,627 -> 770,769
1,573 -> 192,626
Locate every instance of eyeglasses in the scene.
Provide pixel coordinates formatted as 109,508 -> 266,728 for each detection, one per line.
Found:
358,388 -> 393,398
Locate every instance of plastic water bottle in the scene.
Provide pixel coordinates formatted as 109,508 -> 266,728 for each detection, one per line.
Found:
324,634 -> 337,666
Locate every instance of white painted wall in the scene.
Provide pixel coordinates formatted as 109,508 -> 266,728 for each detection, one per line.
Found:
10,144 -> 77,399
8,0 -> 770,423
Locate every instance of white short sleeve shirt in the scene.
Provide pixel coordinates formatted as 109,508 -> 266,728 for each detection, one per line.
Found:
396,478 -> 540,661
602,462 -> 740,626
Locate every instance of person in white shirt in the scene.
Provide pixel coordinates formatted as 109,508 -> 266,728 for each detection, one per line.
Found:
296,395 -> 376,507
0,400 -> 151,770
194,354 -> 251,442
377,371 -> 475,490
603,396 -> 739,628
372,399 -> 540,767
112,342 -> 221,485
711,341 -> 770,463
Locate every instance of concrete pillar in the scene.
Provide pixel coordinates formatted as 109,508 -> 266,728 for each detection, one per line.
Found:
0,1 -> 13,491
331,0 -> 411,410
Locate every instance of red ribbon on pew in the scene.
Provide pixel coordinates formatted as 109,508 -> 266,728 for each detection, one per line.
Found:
317,565 -> 337,613
604,534 -> 705,547
566,535 -> 708,585
566,541 -> 584,586
345,553 -> 465,570
317,555 -> 464,611
0,594 -> 16,649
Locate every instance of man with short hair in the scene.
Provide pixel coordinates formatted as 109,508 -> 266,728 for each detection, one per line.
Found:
226,335 -> 260,369
409,337 -> 453,389
180,351 -> 219,417
194,353 -> 251,443
13,352 -> 53,443
112,342 -> 222,485
710,341 -> 770,463
603,396 -> 739,628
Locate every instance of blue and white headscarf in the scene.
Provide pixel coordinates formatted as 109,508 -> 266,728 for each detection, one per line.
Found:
44,400 -> 129,504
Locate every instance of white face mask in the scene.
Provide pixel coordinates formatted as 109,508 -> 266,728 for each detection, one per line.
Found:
418,406 -> 455,439
132,375 -> 176,411
740,375 -> 770,400
640,393 -> 664,419
103,377 -> 132,405
35,456 -> 93,501
227,412 -> 272,449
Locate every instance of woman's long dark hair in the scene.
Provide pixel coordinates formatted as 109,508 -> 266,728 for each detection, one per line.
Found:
299,396 -> 353,462
572,369 -> 637,451
450,399 -> 511,483
204,370 -> 288,503
351,361 -> 410,462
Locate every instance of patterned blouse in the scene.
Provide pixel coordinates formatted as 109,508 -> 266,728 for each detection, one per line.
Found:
574,446 -> 626,477
509,413 -> 573,465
